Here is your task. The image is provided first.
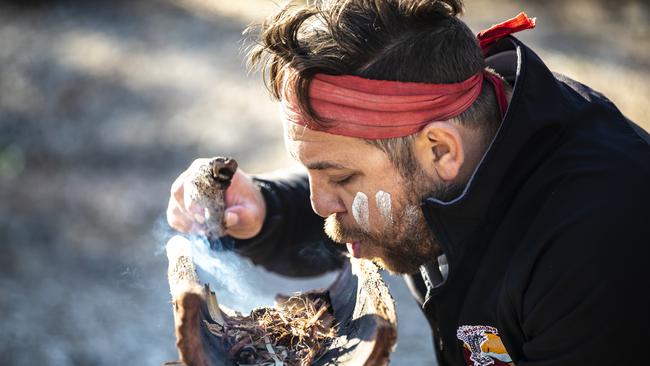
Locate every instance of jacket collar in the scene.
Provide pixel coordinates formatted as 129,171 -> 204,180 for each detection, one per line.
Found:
419,36 -> 572,299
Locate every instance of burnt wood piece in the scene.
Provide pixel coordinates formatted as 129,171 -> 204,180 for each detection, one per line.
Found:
166,236 -> 232,366
166,235 -> 397,365
185,157 -> 238,241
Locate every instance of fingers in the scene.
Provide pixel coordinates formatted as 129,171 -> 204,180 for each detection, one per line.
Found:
171,169 -> 187,206
168,162 -> 207,233
166,201 -> 192,232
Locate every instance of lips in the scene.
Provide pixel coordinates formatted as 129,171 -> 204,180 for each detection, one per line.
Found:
346,241 -> 362,258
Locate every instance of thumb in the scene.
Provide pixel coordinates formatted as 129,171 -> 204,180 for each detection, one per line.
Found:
223,205 -> 263,239
224,210 -> 239,228
226,204 -> 257,227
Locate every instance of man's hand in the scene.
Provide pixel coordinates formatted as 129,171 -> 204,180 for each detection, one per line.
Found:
166,159 -> 266,240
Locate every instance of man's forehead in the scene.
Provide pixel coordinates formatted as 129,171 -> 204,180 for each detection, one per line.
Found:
284,121 -> 330,142
283,121 -> 364,167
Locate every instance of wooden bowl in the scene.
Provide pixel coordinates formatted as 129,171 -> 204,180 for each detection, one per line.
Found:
165,236 -> 397,366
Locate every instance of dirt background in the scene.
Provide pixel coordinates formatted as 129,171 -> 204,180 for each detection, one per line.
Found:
1,1 -> 648,365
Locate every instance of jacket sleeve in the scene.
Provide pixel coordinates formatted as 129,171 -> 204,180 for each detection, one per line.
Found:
501,181 -> 650,366
230,170 -> 345,277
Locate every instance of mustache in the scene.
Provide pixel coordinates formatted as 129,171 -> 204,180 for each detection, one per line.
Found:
324,214 -> 371,242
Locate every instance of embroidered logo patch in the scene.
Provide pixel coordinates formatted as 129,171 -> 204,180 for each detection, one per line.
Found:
457,325 -> 513,366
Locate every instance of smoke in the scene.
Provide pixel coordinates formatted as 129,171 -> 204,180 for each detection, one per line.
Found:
186,235 -> 274,312
155,217 -> 274,313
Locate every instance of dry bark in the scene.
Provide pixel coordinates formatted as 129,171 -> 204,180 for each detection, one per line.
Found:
184,157 -> 237,241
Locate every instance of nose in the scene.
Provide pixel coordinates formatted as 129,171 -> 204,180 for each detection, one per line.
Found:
309,178 -> 346,218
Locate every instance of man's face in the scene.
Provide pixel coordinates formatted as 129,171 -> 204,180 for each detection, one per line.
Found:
284,122 -> 447,274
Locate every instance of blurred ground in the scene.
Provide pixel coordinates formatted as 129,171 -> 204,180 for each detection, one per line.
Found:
0,1 -> 648,365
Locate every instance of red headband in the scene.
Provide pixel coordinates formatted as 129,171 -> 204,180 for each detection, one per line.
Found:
281,12 -> 536,139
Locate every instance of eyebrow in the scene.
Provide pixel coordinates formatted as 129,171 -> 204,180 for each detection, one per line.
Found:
306,161 -> 348,170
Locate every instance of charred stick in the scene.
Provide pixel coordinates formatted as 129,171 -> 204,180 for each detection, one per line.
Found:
185,157 -> 238,242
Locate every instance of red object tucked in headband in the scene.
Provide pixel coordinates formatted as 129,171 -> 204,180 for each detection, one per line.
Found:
281,12 -> 536,139
478,12 -> 536,53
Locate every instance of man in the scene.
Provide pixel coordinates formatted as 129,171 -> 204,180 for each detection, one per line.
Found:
167,1 -> 650,365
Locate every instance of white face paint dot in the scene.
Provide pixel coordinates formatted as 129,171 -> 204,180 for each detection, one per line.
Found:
375,190 -> 393,226
352,192 -> 369,231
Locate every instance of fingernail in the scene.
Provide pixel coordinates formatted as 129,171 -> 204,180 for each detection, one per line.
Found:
194,213 -> 205,224
225,212 -> 238,227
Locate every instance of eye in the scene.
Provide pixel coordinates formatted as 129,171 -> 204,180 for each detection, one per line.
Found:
330,174 -> 354,186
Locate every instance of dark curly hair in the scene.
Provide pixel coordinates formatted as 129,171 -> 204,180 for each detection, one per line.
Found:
247,0 -> 505,175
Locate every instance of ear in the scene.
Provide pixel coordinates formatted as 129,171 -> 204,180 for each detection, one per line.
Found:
413,121 -> 465,181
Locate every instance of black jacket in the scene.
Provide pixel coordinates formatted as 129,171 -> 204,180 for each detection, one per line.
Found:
233,37 -> 650,366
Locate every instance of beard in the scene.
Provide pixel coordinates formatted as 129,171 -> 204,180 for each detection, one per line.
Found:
324,167 -> 463,274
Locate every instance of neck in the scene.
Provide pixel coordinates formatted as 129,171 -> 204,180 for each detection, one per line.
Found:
455,126 -> 494,186
457,82 -> 513,184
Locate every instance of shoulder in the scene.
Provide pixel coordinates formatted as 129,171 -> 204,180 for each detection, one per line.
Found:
497,157 -> 650,364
